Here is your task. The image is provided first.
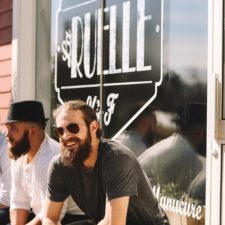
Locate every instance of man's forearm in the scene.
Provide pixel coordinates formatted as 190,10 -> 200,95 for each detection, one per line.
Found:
0,203 -> 8,209
10,208 -> 29,225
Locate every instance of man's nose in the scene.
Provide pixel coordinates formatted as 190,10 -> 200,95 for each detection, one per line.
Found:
60,128 -> 74,140
5,129 -> 11,138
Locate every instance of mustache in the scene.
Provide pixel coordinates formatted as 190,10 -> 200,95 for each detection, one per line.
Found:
8,137 -> 15,144
61,137 -> 81,143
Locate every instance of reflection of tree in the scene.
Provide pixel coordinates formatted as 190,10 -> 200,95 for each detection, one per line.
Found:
160,182 -> 204,206
153,71 -> 207,113
160,182 -> 184,200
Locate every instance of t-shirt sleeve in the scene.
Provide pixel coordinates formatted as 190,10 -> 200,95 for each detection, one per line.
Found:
46,156 -> 69,202
103,153 -> 137,201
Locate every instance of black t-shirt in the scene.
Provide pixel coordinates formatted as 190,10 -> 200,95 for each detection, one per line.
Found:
47,139 -> 166,225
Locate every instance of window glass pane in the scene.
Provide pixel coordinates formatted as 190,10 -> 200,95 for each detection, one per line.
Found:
36,0 -> 52,131
223,2 -> 225,119
51,0 -> 102,120
51,0 -> 207,224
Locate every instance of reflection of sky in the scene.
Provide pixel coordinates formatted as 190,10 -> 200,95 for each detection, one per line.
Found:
169,1 -> 207,34
164,0 -> 208,84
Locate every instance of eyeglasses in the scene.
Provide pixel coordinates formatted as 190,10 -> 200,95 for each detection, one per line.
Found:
54,123 -> 85,138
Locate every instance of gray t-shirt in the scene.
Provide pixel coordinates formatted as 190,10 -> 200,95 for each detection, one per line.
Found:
47,139 -> 167,225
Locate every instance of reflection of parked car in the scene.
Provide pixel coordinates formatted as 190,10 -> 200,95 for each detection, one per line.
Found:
139,103 -> 206,193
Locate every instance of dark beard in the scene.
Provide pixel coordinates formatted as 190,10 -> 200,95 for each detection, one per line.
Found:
8,130 -> 31,160
143,132 -> 155,148
61,130 -> 92,167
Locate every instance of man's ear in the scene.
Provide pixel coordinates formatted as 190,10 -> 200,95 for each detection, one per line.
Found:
90,120 -> 99,134
28,126 -> 36,138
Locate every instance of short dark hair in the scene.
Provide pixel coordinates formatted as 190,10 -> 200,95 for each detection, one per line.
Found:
53,100 -> 102,138
175,103 -> 206,131
128,103 -> 156,129
31,121 -> 46,130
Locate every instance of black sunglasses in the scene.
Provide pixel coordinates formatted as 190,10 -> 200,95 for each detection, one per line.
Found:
54,123 -> 85,138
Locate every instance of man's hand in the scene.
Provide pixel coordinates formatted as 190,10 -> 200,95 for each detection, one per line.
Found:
25,216 -> 41,225
98,196 -> 129,225
42,199 -> 63,225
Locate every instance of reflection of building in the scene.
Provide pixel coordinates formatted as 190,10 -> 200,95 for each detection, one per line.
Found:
0,0 -> 224,225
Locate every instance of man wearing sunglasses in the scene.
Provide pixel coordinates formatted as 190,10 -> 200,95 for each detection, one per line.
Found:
43,100 -> 170,225
5,100 -> 84,225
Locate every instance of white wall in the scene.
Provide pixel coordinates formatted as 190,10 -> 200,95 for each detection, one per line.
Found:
12,0 -> 36,100
12,0 -> 53,133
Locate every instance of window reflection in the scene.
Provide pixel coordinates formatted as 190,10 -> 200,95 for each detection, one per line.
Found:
51,0 -> 208,224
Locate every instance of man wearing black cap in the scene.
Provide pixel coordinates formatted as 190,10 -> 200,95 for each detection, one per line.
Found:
5,100 -> 82,225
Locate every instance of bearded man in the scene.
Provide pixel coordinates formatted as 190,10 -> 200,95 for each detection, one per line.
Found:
43,100 -> 170,225
5,100 -> 84,225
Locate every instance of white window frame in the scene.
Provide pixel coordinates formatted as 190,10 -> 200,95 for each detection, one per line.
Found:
206,0 -> 224,224
35,0 -> 52,131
